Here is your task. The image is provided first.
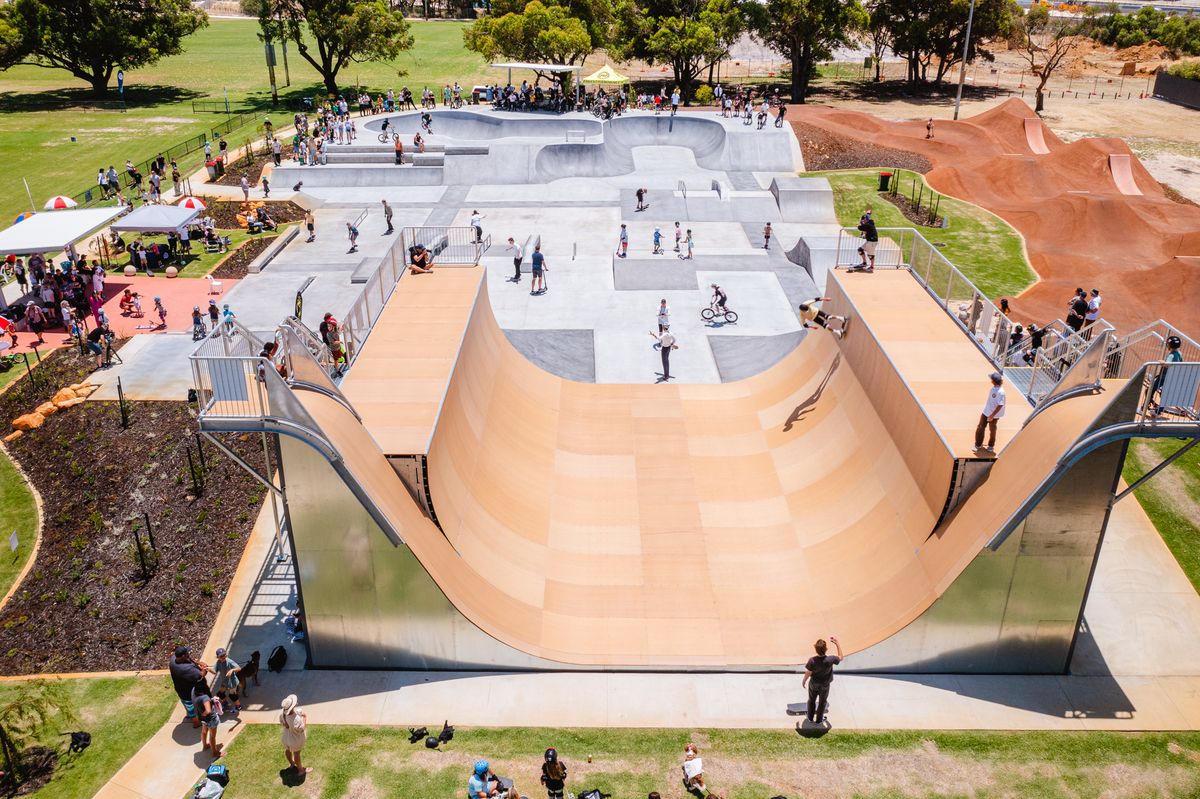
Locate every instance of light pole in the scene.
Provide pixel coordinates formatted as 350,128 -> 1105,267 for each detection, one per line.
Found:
953,0 -> 978,120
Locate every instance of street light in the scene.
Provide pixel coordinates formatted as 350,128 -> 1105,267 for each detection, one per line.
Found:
953,0 -> 978,120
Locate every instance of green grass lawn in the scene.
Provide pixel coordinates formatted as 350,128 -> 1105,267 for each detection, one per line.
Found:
0,18 -> 499,225
804,169 -> 1036,300
217,725 -> 1200,799
0,676 -> 175,799
1124,439 -> 1200,595
118,227 -> 258,278
0,448 -> 37,603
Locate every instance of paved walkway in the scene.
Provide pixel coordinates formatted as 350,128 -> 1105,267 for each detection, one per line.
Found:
92,486 -> 1200,799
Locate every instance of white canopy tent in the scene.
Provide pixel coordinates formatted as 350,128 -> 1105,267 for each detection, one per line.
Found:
108,204 -> 199,234
0,207 -> 125,257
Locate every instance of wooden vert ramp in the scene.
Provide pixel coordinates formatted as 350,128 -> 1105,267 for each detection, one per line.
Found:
290,272 -> 1118,667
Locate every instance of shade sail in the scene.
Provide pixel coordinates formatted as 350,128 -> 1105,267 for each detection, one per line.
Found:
0,206 -> 125,256
109,204 -> 199,233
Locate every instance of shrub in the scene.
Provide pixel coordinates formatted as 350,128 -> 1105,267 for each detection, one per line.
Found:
694,85 -> 714,105
1170,62 -> 1200,82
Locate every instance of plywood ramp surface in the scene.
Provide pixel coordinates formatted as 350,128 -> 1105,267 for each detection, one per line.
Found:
340,267 -> 483,455
385,278 -> 1115,666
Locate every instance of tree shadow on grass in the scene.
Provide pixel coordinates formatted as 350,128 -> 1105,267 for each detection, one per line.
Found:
0,85 -> 205,113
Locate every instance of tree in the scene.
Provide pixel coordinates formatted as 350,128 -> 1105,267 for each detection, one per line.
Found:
864,0 -> 893,82
873,0 -> 1015,84
0,0 -> 207,97
752,0 -> 865,103
1012,4 -> 1081,113
274,0 -> 413,96
463,1 -> 595,82
613,0 -> 746,101
0,681 -> 75,786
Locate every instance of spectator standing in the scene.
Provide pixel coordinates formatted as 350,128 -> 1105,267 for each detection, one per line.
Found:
280,694 -> 312,774
670,87 -> 680,115
191,681 -> 223,758
210,647 -> 242,712
1084,287 -> 1103,331
1066,288 -> 1089,333
541,748 -> 567,799
168,645 -> 208,729
649,326 -> 677,382
973,372 -> 1006,454
471,210 -> 485,243
926,118 -> 935,139
656,299 -> 670,333
240,175 -> 250,201
802,635 -> 844,724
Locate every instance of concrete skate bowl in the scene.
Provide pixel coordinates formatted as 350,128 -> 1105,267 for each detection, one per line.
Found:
534,114 -> 791,181
796,98 -> 1200,339
363,110 -> 602,140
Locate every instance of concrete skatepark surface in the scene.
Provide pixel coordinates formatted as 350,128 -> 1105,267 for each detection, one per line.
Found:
796,98 -> 1200,339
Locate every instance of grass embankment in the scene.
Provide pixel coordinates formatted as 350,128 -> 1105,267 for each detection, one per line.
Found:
0,676 -> 175,799
0,18 -> 495,224
0,449 -> 37,603
1124,439 -> 1200,594
806,168 -> 1035,299
218,725 -> 1200,799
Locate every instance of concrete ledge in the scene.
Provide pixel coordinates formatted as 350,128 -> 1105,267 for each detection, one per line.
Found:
770,176 -> 836,223
247,225 -> 299,274
350,256 -> 380,284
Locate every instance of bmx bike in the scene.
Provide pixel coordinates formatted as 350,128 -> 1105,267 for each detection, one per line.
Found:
376,131 -> 399,144
701,302 -> 738,324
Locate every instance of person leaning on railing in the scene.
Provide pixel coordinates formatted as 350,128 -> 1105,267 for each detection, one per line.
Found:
1148,336 -> 1185,417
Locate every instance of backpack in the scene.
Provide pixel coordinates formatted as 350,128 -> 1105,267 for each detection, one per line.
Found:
267,645 -> 288,673
207,764 -> 230,786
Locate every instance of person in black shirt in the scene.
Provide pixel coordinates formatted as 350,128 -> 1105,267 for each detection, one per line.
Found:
857,214 -> 879,268
802,635 -> 844,724
1066,288 -> 1089,332
86,323 -> 110,369
168,645 -> 210,728
1023,323 -> 1046,365
540,747 -> 567,799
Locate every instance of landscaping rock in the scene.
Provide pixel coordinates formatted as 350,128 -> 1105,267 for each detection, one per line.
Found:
56,397 -> 87,410
12,413 -> 44,431
2,431 -> 22,443
34,402 -> 57,417
51,388 -> 77,405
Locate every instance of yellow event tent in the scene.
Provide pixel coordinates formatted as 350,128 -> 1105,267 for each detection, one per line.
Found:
582,65 -> 629,85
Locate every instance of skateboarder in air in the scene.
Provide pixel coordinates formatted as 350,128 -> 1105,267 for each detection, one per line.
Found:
799,297 -> 847,339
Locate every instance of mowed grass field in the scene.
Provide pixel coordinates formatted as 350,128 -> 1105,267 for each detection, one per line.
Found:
218,725 -> 1200,799
0,18 -> 501,224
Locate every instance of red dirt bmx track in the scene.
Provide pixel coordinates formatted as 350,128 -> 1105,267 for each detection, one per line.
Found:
796,98 -> 1200,339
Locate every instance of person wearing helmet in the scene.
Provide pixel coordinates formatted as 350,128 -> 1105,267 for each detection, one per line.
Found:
468,759 -> 517,799
153,296 -> 167,329
540,747 -> 567,799
191,306 -> 207,341
1149,335 -> 1184,416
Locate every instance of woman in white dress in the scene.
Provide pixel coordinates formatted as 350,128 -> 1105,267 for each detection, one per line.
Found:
280,694 -> 312,774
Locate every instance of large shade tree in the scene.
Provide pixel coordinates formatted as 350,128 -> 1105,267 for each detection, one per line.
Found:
614,0 -> 746,101
272,0 -> 413,95
463,0 -> 595,81
0,0 -> 207,97
752,0 -> 865,103
873,0 -> 1015,84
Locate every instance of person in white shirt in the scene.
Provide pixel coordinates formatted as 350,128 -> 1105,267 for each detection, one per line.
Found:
1083,287 -> 1102,331
649,326 -> 677,382
506,237 -> 523,283
656,299 -> 670,333
974,372 -> 1006,453
470,210 -> 484,244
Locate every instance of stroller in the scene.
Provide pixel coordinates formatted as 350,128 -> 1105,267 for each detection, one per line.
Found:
193,764 -> 229,798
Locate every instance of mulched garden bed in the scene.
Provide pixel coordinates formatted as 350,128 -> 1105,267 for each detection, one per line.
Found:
881,190 -> 945,228
205,200 -> 306,229
0,347 -> 268,674
213,150 -> 274,187
793,120 -> 932,173
0,745 -> 56,796
210,234 -> 279,280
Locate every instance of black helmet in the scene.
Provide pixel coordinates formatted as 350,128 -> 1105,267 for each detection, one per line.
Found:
1167,335 -> 1182,349
545,747 -> 558,763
